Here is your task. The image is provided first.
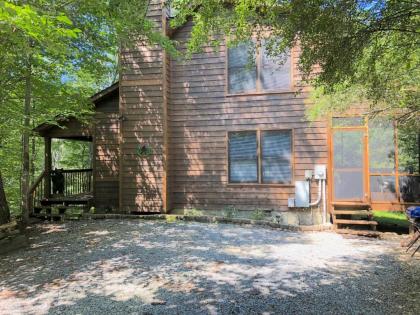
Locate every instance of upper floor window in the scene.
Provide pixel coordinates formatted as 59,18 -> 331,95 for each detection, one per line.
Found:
227,40 -> 292,94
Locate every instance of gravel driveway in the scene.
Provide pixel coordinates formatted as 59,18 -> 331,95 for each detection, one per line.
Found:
0,220 -> 419,315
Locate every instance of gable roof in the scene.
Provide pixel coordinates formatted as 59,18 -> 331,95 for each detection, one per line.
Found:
90,82 -> 119,104
33,82 -> 119,139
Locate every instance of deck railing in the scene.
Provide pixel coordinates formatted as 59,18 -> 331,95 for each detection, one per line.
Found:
28,169 -> 93,212
28,170 -> 47,212
61,169 -> 93,196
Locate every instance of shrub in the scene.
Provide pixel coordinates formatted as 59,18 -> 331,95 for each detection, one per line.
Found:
251,209 -> 266,221
223,205 -> 238,219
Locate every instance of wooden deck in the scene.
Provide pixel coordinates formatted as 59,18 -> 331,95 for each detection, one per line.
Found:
40,192 -> 93,206
29,169 -> 94,215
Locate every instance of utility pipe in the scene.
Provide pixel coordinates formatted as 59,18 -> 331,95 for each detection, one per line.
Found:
322,179 -> 327,225
309,179 -> 322,207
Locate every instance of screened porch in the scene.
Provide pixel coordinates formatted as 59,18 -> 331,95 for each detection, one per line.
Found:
331,117 -> 420,210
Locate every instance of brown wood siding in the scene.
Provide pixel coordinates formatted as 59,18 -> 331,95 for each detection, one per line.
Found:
93,92 -> 120,210
119,0 -> 165,213
168,22 -> 328,211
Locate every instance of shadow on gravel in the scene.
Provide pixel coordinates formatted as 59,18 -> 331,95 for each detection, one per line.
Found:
0,220 -> 418,314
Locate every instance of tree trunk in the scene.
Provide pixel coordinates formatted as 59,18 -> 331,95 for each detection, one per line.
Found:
21,57 -> 32,224
30,103 -> 36,182
0,169 -> 11,225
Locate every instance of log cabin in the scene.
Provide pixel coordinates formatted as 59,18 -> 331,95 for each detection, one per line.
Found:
31,1 -> 419,234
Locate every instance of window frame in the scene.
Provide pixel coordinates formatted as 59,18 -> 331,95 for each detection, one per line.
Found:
225,40 -> 295,96
227,130 -> 259,184
227,129 -> 294,186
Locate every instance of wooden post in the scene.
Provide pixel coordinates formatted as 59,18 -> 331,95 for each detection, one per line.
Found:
44,137 -> 52,198
161,5 -> 170,213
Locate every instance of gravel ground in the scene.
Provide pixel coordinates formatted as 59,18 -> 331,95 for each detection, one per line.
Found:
0,220 -> 419,315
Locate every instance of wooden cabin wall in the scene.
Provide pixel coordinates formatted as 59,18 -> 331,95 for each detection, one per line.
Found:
168,21 -> 328,212
117,5 -> 328,213
93,92 -> 120,210
119,0 -> 166,213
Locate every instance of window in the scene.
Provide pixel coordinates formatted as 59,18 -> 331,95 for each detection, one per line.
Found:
227,40 -> 292,94
228,131 -> 258,183
261,130 -> 293,183
228,42 -> 257,94
228,130 -> 293,184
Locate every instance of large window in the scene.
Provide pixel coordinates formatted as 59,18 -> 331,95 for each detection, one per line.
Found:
227,40 -> 292,94
228,130 -> 293,184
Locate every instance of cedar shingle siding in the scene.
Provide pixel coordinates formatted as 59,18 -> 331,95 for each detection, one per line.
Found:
93,90 -> 120,210
119,0 -> 166,212
112,3 -> 328,213
168,21 -> 327,211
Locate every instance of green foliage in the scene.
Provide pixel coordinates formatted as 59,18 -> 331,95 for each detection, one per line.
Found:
165,215 -> 178,223
250,209 -> 266,221
223,205 -> 238,219
171,0 -> 419,125
136,145 -> 154,158
184,208 -> 203,216
51,140 -> 92,170
0,0 -> 176,216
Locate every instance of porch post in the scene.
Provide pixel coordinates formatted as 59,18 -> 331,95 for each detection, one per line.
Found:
44,137 -> 52,198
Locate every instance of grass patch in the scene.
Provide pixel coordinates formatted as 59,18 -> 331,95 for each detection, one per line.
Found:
184,208 -> 204,216
373,211 -> 410,228
165,215 -> 178,223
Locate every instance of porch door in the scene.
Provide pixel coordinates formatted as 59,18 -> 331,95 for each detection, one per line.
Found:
332,127 -> 368,203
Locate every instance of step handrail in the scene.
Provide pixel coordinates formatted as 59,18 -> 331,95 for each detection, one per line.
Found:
28,170 -> 48,214
28,170 -> 47,195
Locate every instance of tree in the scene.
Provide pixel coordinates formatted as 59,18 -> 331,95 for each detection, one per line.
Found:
0,0 -> 174,221
0,169 -> 11,225
170,0 -> 419,126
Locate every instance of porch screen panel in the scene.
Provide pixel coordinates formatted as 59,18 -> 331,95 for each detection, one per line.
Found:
228,42 -> 257,94
332,117 -> 364,127
398,131 -> 420,203
370,175 -> 397,201
333,130 -> 364,200
369,119 -> 395,173
261,130 -> 292,184
368,119 -> 397,201
228,132 -> 258,183
398,131 -> 420,174
261,41 -> 291,91
399,176 -> 420,203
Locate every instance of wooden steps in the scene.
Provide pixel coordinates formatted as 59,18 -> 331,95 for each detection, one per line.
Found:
332,205 -> 379,237
336,229 -> 381,237
333,210 -> 370,216
334,219 -> 377,225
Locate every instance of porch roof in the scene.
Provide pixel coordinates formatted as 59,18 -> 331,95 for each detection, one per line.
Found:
33,82 -> 119,140
33,116 -> 92,141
